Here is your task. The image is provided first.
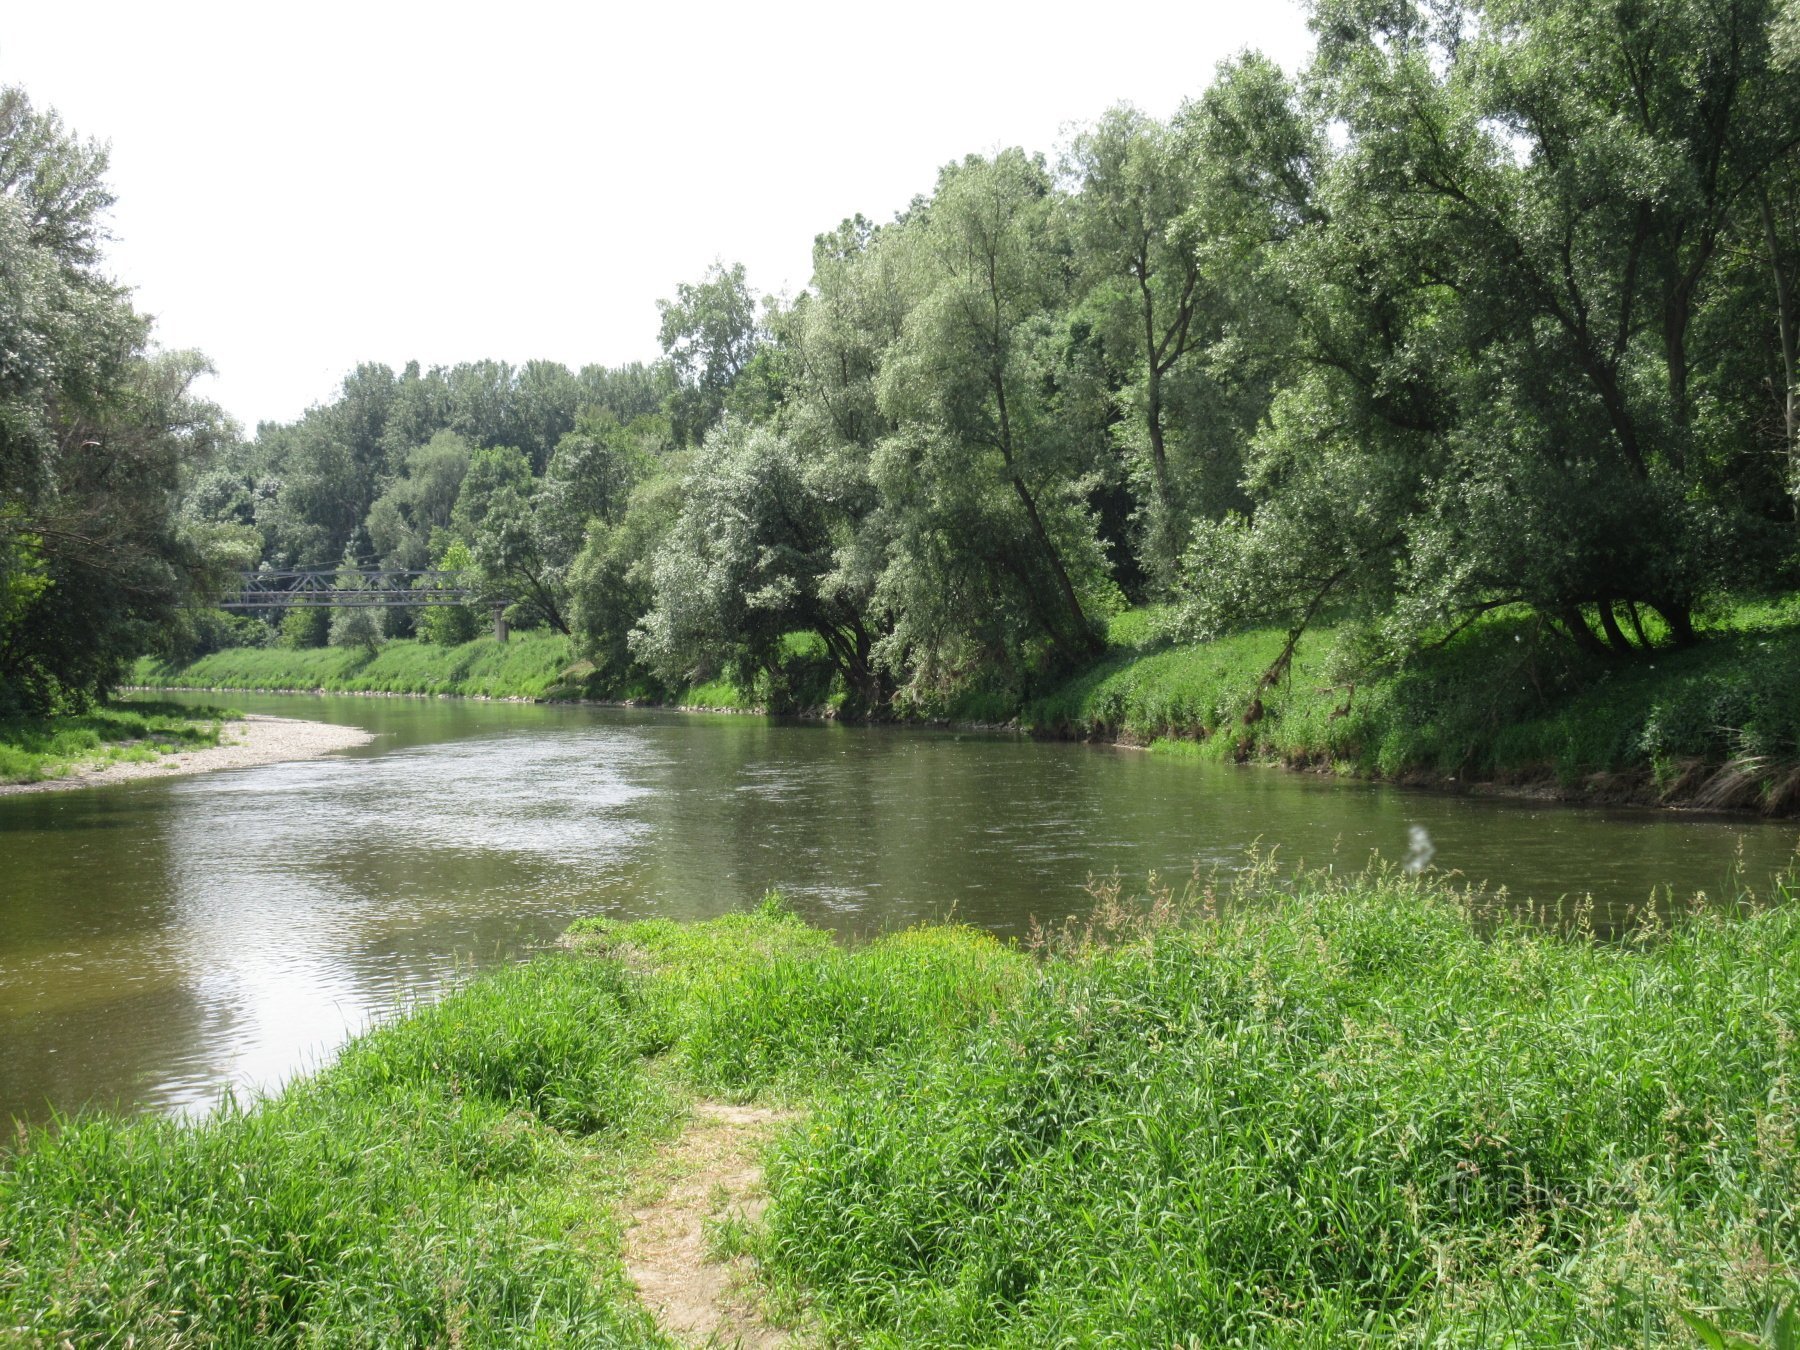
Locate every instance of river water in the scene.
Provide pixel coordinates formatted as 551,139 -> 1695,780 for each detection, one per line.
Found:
2,692 -> 1794,1123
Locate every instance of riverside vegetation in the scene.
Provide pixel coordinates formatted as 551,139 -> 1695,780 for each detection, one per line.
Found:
12,0 -> 1800,811
135,594 -> 1800,814
2,871 -> 1797,1345
0,702 -> 236,785
14,0 -> 1800,761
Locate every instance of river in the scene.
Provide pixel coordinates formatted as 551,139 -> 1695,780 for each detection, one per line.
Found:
2,691 -> 1794,1123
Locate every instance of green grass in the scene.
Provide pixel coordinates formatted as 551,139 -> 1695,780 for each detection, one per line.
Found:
0,702 -> 237,785
132,632 -> 582,701
132,629 -> 836,712
5,876 -> 1796,1344
758,870 -> 1800,1345
0,956 -> 665,1345
1027,598 -> 1800,811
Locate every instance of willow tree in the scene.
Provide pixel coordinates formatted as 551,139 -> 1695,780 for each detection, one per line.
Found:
1186,0 -> 1800,658
874,150 -> 1111,681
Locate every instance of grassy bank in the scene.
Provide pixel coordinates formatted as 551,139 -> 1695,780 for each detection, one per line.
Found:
4,874 -> 1796,1344
130,632 -> 778,711
0,702 -> 237,785
1029,598 -> 1800,813
132,632 -> 582,701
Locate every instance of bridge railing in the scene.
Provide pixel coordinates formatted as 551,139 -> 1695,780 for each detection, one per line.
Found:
218,569 -> 477,609
215,569 -> 512,640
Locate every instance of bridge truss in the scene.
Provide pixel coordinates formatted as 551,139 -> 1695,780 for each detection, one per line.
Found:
217,570 -> 511,639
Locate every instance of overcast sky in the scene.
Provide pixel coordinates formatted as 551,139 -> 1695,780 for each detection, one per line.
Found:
2,2 -> 1313,431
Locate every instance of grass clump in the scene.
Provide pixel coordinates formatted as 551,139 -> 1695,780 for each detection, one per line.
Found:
761,873 -> 1800,1345
0,701 -> 236,784
569,897 -> 1027,1093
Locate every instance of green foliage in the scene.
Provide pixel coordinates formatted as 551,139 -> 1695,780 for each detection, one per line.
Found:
278,605 -> 329,650
414,537 -> 481,646
0,87 -> 239,710
1175,0 -> 1800,654
657,261 -> 767,447
0,702 -> 232,784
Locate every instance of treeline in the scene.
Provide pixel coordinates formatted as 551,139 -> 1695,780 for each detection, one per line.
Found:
31,0 -> 1800,719
0,89 -> 248,713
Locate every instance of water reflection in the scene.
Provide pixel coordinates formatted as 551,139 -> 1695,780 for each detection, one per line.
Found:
1,692 -> 1794,1123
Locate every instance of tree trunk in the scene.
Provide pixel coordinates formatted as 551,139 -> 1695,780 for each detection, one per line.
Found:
1761,188 -> 1799,521
1651,602 -> 1698,648
1557,605 -> 1609,656
993,375 -> 1102,659
1596,601 -> 1634,654
1141,279 -> 1176,564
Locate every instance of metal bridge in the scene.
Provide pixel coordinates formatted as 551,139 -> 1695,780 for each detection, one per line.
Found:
218,569 -> 512,639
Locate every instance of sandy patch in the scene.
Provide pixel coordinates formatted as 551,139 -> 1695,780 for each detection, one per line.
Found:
623,1101 -> 796,1348
0,714 -> 374,795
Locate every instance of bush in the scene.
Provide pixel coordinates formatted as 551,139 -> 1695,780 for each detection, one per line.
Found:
279,606 -> 329,649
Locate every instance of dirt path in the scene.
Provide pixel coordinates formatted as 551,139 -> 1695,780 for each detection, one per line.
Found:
621,1101 -> 795,1348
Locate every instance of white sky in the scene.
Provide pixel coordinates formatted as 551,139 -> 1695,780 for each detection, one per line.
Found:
1,2 -> 1314,432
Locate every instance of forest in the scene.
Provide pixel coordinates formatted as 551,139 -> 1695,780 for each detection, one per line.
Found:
6,0 -> 1800,730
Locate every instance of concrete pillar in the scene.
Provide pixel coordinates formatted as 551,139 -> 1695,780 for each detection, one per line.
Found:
492,605 -> 509,643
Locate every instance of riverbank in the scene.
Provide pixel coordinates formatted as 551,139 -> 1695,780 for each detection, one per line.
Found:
131,633 -> 770,715
131,631 -> 585,700
0,713 -> 374,794
0,702 -> 236,788
1028,598 -> 1800,815
2,871 -> 1793,1344
132,597 -> 1800,814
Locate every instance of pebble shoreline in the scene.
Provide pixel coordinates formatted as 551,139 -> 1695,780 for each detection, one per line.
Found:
0,714 -> 375,795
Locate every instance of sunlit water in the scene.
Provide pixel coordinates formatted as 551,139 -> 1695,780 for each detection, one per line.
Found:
2,693 -> 1794,1123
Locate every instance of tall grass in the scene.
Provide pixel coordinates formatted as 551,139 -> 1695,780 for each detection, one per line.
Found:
1028,600 -> 1800,811
762,872 -> 1800,1345
6,879 -> 1796,1344
0,957 -> 663,1345
0,702 -> 235,784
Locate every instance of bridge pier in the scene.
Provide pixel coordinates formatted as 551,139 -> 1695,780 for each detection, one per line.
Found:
492,605 -> 509,643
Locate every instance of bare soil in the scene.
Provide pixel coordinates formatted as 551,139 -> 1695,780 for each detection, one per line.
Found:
621,1101 -> 796,1348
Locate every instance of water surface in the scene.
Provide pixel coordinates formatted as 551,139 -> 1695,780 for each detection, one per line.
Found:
2,693 -> 1793,1122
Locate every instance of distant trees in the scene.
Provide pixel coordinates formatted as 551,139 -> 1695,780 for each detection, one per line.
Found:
149,0 -> 1800,715
657,262 -> 766,447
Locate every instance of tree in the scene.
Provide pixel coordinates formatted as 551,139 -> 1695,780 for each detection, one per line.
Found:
415,538 -> 480,646
633,420 -> 889,711
451,445 -> 569,633
567,462 -> 687,688
1183,0 -> 1800,661
1068,106 -> 1210,580
0,88 -> 244,708
365,430 -> 472,570
657,262 -> 765,446
876,150 -> 1111,674
328,555 -> 381,654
